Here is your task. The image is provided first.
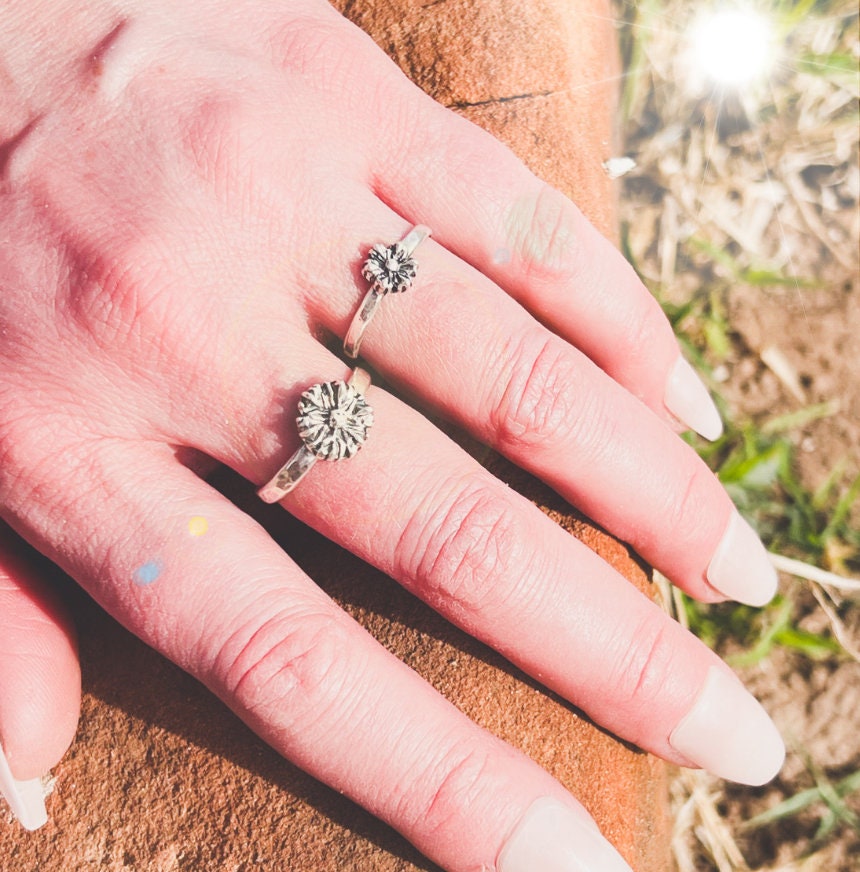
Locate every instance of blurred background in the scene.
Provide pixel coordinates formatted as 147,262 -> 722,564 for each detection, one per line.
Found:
614,1 -> 859,869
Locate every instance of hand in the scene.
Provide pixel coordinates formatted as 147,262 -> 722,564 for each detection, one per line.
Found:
0,1 -> 783,869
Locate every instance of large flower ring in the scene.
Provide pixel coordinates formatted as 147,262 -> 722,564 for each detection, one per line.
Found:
258,368 -> 373,502
343,225 -> 432,359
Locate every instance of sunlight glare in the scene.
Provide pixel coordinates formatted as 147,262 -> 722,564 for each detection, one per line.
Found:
687,7 -> 777,89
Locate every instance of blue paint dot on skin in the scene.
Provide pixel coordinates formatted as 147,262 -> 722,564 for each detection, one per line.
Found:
133,560 -> 163,586
493,247 -> 511,265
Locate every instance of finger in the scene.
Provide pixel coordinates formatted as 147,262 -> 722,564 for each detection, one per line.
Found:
298,204 -> 774,608
10,441 -> 634,872
375,75 -> 723,440
0,525 -> 81,830
255,6 -> 722,440
184,344 -> 783,786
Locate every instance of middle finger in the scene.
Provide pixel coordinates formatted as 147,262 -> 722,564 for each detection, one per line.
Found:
298,202 -> 777,608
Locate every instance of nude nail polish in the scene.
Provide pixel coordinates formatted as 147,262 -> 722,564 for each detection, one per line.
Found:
669,667 -> 785,786
707,511 -> 779,606
0,742 -> 48,831
664,356 -> 723,441
497,797 -> 633,872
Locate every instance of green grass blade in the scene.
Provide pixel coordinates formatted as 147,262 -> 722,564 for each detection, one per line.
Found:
743,770 -> 860,830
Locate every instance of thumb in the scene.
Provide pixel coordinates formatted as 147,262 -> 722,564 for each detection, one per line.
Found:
0,525 -> 81,830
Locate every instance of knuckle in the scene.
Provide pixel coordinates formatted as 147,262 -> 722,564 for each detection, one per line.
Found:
488,332 -> 583,451
652,459 -> 716,554
267,11 -> 416,148
400,747 -> 493,838
213,606 -> 348,736
610,620 -> 678,714
507,183 -> 582,284
61,234 -> 173,354
395,475 -> 524,617
616,302 -> 669,376
268,13 -> 365,83
177,90 -> 271,208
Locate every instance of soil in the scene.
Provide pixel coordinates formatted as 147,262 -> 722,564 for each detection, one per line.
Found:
724,280 -> 860,513
719,277 -> 860,870
715,251 -> 859,871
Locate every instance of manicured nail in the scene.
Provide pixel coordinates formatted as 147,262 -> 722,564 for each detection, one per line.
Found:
707,511 -> 779,606
664,356 -> 723,441
498,797 -> 633,872
670,666 -> 785,786
0,742 -> 48,830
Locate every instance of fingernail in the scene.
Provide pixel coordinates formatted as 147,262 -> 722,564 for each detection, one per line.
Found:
664,356 -> 723,441
0,742 -> 49,830
707,511 -> 778,606
669,666 -> 785,786
498,797 -> 633,872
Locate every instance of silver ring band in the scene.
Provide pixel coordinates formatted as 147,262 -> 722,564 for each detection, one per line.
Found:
343,224 -> 431,359
258,368 -> 373,503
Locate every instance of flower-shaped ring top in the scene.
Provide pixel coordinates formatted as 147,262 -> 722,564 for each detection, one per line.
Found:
343,224 -> 431,359
258,368 -> 373,502
297,378 -> 374,461
362,240 -> 419,294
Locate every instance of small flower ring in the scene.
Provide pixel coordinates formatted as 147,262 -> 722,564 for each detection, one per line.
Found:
258,368 -> 374,502
343,225 -> 432,359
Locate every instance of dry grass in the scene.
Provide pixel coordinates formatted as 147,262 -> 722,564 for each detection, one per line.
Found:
615,2 -> 860,870
619,0 -> 858,300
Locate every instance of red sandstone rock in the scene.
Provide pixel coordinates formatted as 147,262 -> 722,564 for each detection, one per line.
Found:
0,2 -> 671,870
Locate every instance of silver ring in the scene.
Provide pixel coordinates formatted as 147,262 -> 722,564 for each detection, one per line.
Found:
257,368 -> 373,503
343,224 -> 432,359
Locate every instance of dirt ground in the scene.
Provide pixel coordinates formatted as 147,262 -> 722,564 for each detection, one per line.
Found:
725,280 -> 859,505
719,279 -> 860,870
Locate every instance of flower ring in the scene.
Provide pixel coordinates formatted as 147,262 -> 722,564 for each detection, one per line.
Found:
258,368 -> 373,502
362,240 -> 419,294
343,224 -> 431,359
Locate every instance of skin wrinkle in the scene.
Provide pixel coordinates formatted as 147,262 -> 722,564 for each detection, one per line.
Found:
488,330 -> 579,450
0,58 -> 30,141
205,576 -> 332,688
505,187 -> 575,276
390,459 -> 554,646
0,118 -> 43,182
219,604 -> 393,780
392,468 -> 504,614
415,746 -> 495,840
424,486 -> 519,617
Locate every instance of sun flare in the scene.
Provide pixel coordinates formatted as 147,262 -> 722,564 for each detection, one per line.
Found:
686,6 -> 778,89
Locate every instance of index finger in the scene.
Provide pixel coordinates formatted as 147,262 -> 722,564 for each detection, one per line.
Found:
364,62 -> 723,440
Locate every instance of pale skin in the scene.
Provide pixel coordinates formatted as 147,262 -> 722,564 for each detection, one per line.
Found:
0,1 -> 783,869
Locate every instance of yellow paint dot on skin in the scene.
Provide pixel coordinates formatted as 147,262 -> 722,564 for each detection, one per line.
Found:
188,516 -> 208,537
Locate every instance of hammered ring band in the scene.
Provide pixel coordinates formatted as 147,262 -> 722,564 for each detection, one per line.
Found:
343,224 -> 432,359
258,368 -> 374,503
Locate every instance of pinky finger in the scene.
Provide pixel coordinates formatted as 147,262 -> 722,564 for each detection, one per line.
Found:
0,524 -> 81,830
